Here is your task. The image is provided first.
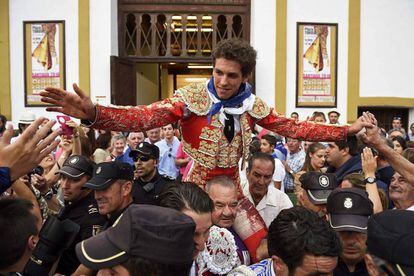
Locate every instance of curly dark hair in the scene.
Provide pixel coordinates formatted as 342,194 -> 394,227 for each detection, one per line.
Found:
212,38 -> 257,76
267,206 -> 341,272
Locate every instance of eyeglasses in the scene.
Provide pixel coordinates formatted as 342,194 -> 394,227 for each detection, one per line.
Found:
168,147 -> 173,158
133,155 -> 151,162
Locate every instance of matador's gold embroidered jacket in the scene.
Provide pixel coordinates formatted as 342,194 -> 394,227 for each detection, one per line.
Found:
89,83 -> 348,188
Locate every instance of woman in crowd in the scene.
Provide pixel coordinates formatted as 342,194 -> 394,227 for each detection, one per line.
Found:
311,111 -> 327,123
175,141 -> 192,181
301,142 -> 327,172
108,134 -> 126,161
392,136 -> 407,155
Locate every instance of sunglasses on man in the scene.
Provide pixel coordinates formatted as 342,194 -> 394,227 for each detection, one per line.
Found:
132,155 -> 152,162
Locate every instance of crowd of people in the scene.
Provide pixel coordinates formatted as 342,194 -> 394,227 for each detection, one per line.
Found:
1,38 -> 414,276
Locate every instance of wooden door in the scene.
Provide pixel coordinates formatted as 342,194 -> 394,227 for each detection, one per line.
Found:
110,56 -> 136,105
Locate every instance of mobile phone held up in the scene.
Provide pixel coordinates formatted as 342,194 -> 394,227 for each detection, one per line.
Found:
57,115 -> 73,137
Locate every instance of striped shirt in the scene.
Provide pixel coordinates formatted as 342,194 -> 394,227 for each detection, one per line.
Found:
228,258 -> 276,276
283,150 -> 305,190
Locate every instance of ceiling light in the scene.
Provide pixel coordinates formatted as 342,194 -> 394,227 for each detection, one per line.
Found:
187,65 -> 213,69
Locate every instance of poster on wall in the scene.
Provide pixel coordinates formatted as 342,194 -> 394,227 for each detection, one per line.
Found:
24,21 -> 65,106
296,22 -> 337,108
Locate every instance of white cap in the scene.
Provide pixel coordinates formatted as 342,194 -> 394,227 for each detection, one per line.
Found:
17,112 -> 36,124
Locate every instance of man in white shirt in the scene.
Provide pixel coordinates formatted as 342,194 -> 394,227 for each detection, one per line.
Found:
155,124 -> 180,180
260,134 -> 286,190
243,152 -> 293,227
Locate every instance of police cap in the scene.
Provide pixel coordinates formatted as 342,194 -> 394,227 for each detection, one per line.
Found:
75,204 -> 196,269
299,172 -> 337,205
129,142 -> 159,160
327,188 -> 373,233
84,161 -> 134,190
59,155 -> 95,179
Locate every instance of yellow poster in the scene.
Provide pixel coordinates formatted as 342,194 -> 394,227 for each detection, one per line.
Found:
296,23 -> 337,107
24,21 -> 65,106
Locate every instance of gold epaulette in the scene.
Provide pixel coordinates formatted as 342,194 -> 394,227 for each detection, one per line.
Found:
175,83 -> 212,116
247,96 -> 271,119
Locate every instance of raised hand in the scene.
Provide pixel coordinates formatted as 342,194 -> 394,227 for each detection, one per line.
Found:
348,111 -> 376,136
360,124 -> 384,148
40,83 -> 96,121
361,147 -> 377,177
0,118 -> 60,181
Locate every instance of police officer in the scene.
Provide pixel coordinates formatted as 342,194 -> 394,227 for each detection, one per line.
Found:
84,161 -> 135,229
297,171 -> 337,217
55,155 -> 106,275
129,142 -> 174,205
327,188 -> 373,276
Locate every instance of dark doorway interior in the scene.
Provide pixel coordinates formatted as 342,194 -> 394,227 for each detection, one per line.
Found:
358,107 -> 409,132
111,56 -> 137,106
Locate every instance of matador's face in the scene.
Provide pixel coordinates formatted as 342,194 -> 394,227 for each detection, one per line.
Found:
212,58 -> 247,100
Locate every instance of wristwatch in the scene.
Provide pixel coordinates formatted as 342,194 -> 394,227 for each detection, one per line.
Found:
364,176 -> 376,184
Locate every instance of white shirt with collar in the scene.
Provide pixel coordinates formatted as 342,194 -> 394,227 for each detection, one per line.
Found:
243,184 -> 293,228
